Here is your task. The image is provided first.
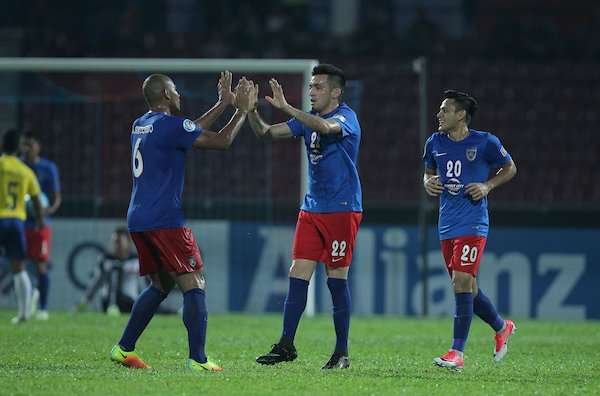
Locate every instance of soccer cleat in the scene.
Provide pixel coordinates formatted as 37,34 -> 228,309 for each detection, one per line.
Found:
186,358 -> 224,373
433,350 -> 464,371
494,319 -> 516,362
110,345 -> 150,369
256,343 -> 298,365
322,352 -> 350,369
10,316 -> 27,325
35,310 -> 49,321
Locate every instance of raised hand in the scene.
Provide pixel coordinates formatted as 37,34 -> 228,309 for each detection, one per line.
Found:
234,77 -> 253,112
248,81 -> 258,112
265,78 -> 289,110
218,70 -> 235,105
424,175 -> 444,197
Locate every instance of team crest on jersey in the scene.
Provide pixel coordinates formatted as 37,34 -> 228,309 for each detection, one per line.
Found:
466,147 -> 477,161
183,119 -> 196,132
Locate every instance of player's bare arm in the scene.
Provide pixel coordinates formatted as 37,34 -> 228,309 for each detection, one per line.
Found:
265,78 -> 341,135
423,169 -> 444,197
194,71 -> 236,130
247,83 -> 293,139
192,78 -> 253,150
45,190 -> 61,216
466,159 -> 517,201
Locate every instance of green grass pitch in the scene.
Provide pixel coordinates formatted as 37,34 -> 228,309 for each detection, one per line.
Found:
1,311 -> 599,395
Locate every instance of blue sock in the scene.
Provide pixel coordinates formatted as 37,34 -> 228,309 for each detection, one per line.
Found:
327,278 -> 351,355
474,289 -> 504,332
38,272 -> 49,310
183,288 -> 208,364
451,292 -> 473,352
281,277 -> 309,344
119,286 -> 166,352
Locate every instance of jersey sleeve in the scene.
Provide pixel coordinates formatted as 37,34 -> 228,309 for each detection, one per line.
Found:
286,117 -> 305,137
49,162 -> 60,193
26,170 -> 41,197
484,134 -> 512,169
170,117 -> 203,149
328,108 -> 359,137
422,135 -> 437,171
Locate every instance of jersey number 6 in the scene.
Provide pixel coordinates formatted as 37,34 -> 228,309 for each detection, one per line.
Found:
133,138 -> 143,178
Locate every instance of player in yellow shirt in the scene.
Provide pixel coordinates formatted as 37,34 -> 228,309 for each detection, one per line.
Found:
0,129 -> 44,324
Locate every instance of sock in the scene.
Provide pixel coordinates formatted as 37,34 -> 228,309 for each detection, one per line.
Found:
474,289 -> 504,332
38,272 -> 50,310
13,271 -> 32,319
183,288 -> 208,363
118,286 -> 166,352
451,292 -> 473,352
280,277 -> 309,344
327,278 -> 351,355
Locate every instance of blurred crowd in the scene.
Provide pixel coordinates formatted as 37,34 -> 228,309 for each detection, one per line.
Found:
2,0 -> 599,60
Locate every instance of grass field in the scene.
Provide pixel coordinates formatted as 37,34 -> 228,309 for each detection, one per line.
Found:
1,311 -> 599,395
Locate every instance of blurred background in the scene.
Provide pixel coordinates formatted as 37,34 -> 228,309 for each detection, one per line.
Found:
0,0 -> 598,319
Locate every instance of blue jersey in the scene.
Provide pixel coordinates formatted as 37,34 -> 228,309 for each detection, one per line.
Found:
423,129 -> 512,240
24,157 -> 60,228
287,103 -> 362,213
127,112 -> 202,232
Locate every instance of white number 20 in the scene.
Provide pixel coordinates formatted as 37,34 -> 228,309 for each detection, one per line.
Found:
446,160 -> 462,177
461,245 -> 478,263
133,138 -> 143,178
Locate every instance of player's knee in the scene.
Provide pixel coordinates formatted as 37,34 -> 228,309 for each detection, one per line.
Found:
452,271 -> 473,292
289,261 -> 314,281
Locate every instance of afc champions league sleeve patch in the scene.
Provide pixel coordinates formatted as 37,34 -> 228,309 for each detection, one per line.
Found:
500,146 -> 508,157
183,119 -> 196,133
331,114 -> 347,123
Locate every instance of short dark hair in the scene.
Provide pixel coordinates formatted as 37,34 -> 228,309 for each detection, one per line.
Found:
142,74 -> 172,106
312,64 -> 346,89
443,90 -> 479,124
23,131 -> 40,142
2,129 -> 22,154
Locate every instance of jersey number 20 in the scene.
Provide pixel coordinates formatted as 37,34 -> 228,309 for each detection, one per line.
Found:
133,138 -> 143,177
446,160 -> 462,177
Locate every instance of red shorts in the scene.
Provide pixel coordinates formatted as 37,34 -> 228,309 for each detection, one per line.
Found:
292,210 -> 362,269
25,226 -> 52,263
130,227 -> 204,276
440,235 -> 487,276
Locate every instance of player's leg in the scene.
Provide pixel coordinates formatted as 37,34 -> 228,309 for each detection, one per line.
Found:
11,259 -> 32,324
473,278 -> 517,362
112,271 -> 172,368
7,220 -> 32,324
434,237 -> 483,370
34,226 -> 52,320
171,270 -> 222,372
111,232 -> 170,368
320,212 -> 361,369
256,211 -> 321,365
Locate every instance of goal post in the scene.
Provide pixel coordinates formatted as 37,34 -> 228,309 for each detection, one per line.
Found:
0,57 -> 319,316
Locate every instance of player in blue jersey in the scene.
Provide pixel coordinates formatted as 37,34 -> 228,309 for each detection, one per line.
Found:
110,71 -> 256,372
1,129 -> 44,324
21,132 -> 61,320
249,64 -> 362,369
423,90 -> 518,370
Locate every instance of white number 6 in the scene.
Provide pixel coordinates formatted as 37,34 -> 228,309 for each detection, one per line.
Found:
133,138 -> 143,178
